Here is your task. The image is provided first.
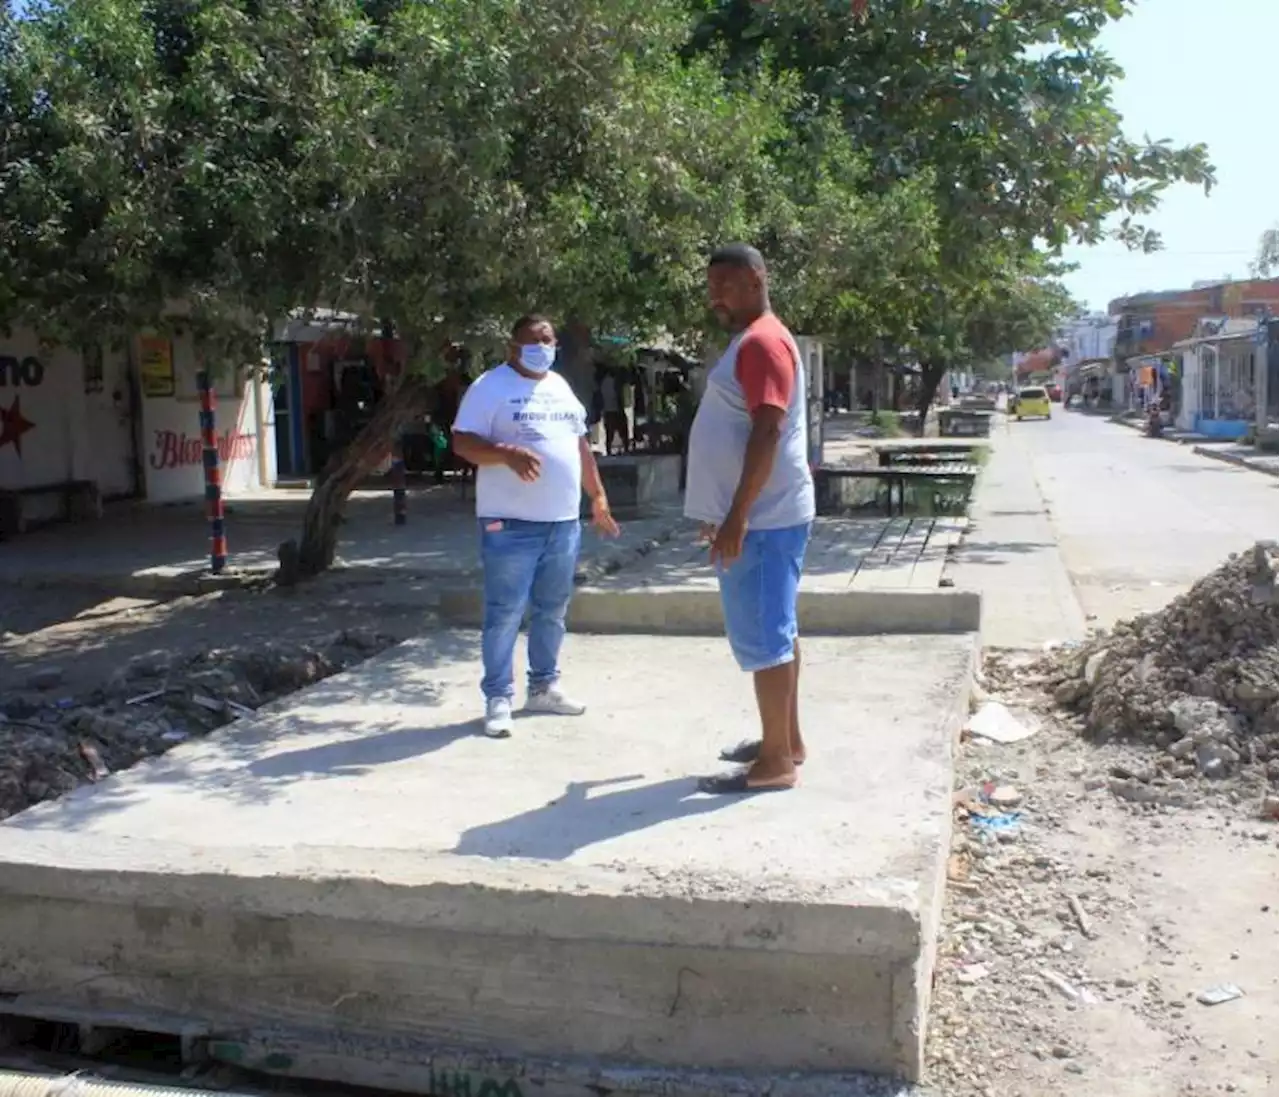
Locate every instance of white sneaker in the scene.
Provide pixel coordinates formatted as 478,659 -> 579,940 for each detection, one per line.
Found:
483,696 -> 514,738
524,687 -> 586,716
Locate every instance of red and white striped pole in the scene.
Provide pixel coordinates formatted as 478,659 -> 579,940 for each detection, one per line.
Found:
196,366 -> 227,573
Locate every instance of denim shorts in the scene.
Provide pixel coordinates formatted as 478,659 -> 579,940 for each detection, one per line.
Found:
716,522 -> 812,672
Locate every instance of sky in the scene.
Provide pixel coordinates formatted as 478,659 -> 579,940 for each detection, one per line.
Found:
1058,0 -> 1280,313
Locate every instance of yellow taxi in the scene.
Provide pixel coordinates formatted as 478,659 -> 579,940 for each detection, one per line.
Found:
1014,386 -> 1052,420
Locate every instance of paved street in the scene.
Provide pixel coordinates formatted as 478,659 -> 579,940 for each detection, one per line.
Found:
951,407 -> 1278,645
1023,410 -> 1278,626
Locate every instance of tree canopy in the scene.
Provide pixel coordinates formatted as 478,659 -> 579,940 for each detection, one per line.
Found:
684,0 -> 1212,404
0,0 -> 1215,566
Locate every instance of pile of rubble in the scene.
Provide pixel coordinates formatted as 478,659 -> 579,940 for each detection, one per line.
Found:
0,628 -> 396,822
1021,542 -> 1279,791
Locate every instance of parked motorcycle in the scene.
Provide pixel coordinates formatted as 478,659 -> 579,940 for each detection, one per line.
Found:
1145,403 -> 1164,438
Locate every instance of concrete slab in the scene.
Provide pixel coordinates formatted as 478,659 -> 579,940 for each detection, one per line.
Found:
0,630 -> 972,1091
437,519 -> 981,636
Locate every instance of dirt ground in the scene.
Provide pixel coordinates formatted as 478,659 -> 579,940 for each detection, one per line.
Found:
925,661 -> 1278,1097
0,581 -> 434,696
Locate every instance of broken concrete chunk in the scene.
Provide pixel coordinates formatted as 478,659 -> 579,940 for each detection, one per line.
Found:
1194,740 -> 1239,779
1195,983 -> 1244,1006
966,701 -> 1035,744
1053,679 -> 1090,706
987,785 -> 1023,810
1083,649 -> 1109,685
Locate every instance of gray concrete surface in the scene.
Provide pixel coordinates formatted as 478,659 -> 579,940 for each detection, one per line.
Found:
0,631 -> 974,1089
944,408 -> 1279,644
437,518 -> 981,636
581,518 -> 969,592
1192,440 -> 1280,476
438,586 -> 981,636
1029,411 -> 1278,625
943,415 -> 1088,649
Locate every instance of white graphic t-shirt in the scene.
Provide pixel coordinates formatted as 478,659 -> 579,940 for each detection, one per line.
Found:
453,365 -> 588,523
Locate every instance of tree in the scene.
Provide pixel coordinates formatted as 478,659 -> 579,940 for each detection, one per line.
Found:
1250,227 -> 1279,279
0,0 -> 375,349
287,0 -> 799,575
686,0 -> 1213,423
0,0 -> 797,577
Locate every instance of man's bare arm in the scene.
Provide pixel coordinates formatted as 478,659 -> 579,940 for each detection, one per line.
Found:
452,431 -> 514,466
453,431 -> 540,482
579,436 -> 620,536
578,436 -> 607,504
726,405 -> 785,523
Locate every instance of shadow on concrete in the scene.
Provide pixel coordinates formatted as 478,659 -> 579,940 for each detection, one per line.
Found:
589,515 -> 963,593
949,539 -> 1055,568
453,775 -> 735,860
1164,463 -> 1243,475
0,487 -> 681,594
247,719 -> 477,781
0,586 -> 124,637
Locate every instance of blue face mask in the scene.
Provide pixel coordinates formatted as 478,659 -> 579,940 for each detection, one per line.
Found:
518,343 -> 557,374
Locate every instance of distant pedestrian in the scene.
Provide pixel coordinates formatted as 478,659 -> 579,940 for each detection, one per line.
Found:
601,369 -> 630,455
684,244 -> 815,794
452,314 -> 620,738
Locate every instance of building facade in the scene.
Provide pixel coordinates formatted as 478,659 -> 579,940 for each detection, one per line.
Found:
0,327 -> 276,529
1108,278 -> 1279,414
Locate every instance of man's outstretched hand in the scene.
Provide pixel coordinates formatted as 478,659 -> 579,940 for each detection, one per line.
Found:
591,495 -> 620,538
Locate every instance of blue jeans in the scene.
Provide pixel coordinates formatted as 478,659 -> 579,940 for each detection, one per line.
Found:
479,518 -> 581,700
715,522 -> 812,672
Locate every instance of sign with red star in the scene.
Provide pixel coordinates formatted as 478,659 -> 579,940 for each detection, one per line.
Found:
0,395 -> 35,456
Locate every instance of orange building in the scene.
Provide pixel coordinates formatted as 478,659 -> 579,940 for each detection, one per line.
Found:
1109,278 -> 1278,360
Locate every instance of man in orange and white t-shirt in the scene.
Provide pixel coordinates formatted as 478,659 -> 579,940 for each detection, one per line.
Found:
684,244 -> 815,795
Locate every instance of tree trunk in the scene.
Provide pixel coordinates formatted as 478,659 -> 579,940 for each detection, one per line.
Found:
277,374 -> 435,584
915,361 -> 947,436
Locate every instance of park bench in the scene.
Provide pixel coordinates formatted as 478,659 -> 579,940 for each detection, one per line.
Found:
0,479 -> 101,538
816,462 -> 978,517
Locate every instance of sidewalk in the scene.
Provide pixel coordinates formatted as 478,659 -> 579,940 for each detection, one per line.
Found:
1192,441 -> 1280,476
944,415 -> 1087,649
587,515 -> 967,594
0,486 -> 685,594
1111,415 -> 1279,475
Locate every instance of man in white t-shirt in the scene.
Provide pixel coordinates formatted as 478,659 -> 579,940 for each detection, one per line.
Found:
452,314 -> 620,737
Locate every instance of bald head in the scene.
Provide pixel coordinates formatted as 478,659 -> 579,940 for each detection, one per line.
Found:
708,243 -> 767,275
707,243 -> 770,332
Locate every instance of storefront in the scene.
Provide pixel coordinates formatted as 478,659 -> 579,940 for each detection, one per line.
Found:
0,331 -> 117,527
0,325 -> 275,531
135,330 -> 276,503
272,313 -> 406,479
1175,324 -> 1260,439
